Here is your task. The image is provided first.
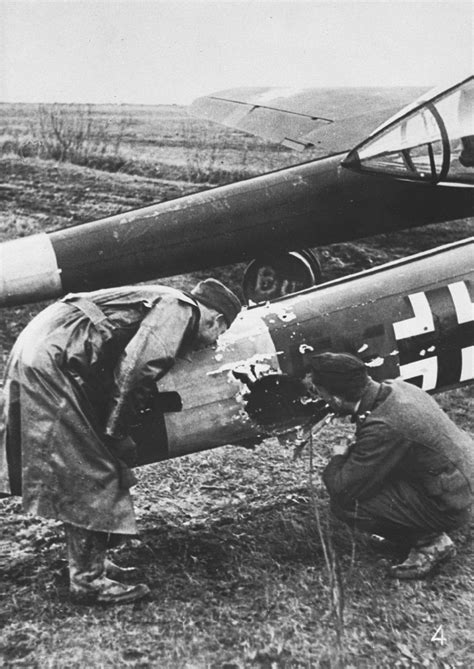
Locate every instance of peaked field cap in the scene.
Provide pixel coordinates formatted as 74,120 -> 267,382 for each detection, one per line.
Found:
191,278 -> 242,326
309,352 -> 369,395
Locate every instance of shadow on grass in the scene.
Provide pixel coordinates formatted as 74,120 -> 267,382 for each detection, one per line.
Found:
2,495 -> 346,602
1,494 -> 472,667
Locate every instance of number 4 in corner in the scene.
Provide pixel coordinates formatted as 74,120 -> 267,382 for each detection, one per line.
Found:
431,625 -> 446,646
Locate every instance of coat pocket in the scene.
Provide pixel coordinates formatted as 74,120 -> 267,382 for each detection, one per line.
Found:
425,467 -> 471,511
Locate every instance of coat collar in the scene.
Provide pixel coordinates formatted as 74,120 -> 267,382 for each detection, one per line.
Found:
352,378 -> 381,426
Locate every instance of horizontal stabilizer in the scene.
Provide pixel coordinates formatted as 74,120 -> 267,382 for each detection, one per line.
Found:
190,86 -> 427,153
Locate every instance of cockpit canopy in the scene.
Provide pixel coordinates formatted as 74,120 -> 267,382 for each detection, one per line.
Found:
344,75 -> 474,185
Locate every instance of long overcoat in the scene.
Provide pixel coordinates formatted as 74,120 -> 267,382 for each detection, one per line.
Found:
0,286 -> 199,534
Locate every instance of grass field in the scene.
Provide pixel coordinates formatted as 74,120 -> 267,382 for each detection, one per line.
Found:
0,101 -> 473,668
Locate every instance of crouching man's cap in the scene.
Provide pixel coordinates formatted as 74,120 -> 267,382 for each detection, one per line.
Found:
192,278 -> 242,327
308,352 -> 369,396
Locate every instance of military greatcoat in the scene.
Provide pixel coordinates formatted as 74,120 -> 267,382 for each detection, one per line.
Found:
0,286 -> 199,534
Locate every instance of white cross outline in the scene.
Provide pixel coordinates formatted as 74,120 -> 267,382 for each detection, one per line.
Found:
393,292 -> 437,390
448,282 -> 474,382
460,347 -> 474,382
395,357 -> 438,391
393,292 -> 435,340
393,282 -> 474,390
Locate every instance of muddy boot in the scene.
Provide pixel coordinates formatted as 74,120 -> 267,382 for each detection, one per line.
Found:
389,532 -> 456,579
104,557 -> 139,580
93,576 -> 150,604
65,524 -> 150,604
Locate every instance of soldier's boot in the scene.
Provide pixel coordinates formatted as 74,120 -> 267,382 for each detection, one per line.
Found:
104,557 -> 139,580
389,532 -> 456,579
64,524 -> 150,604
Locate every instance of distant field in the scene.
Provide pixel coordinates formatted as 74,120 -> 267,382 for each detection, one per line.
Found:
0,102 -> 299,185
0,100 -> 473,668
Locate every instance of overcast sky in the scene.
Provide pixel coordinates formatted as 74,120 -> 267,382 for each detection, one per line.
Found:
1,1 -> 472,105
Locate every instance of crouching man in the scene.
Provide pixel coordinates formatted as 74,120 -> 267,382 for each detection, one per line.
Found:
305,352 -> 473,579
0,279 -> 241,604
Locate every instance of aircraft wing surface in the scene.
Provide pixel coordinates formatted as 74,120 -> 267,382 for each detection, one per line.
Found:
190,86 -> 427,153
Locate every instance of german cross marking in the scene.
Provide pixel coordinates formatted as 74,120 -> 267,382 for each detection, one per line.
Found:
394,282 -> 474,390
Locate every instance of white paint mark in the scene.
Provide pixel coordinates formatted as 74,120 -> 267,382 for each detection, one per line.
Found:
300,396 -> 323,406
277,311 -> 297,323
420,349 -> 426,357
399,358 -> 438,391
299,343 -> 314,354
427,346 -> 436,353
393,293 -> 434,340
358,344 -> 369,353
207,353 -> 276,377
266,302 -> 298,323
239,362 -> 272,382
389,350 -> 399,356
365,357 -> 384,367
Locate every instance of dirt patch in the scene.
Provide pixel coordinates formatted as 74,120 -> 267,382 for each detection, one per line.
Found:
0,156 -> 201,239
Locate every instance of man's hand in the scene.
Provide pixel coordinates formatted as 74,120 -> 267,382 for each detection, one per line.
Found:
332,440 -> 350,457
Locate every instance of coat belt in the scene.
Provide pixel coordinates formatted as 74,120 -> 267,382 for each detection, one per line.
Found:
61,294 -> 111,327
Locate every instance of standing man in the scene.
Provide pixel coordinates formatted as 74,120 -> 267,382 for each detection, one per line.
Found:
0,279 -> 241,604
305,352 -> 473,579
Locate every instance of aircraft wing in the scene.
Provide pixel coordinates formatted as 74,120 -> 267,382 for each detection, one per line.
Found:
190,86 -> 427,153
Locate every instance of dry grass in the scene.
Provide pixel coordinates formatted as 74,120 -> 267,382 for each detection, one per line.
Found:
1,428 -> 472,668
0,103 -> 297,185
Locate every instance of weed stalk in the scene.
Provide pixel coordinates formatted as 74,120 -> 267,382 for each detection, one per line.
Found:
308,416 -> 346,667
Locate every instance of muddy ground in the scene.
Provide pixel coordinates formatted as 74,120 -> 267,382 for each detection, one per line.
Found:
0,103 -> 473,668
